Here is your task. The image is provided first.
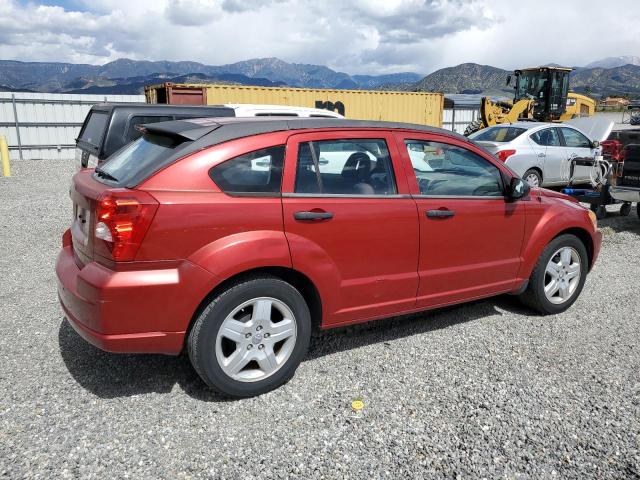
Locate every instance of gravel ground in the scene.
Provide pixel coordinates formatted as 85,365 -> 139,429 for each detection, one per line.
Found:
1,159 -> 639,479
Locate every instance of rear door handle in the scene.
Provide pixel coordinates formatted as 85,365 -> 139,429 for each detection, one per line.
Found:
426,209 -> 455,218
294,211 -> 334,221
538,153 -> 546,158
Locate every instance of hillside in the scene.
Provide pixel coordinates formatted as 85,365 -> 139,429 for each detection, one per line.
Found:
0,58 -> 422,93
407,63 -> 640,97
2,58 -> 640,97
411,63 -> 511,95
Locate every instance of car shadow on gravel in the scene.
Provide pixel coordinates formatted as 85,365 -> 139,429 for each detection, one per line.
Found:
597,205 -> 640,236
58,295 -> 529,402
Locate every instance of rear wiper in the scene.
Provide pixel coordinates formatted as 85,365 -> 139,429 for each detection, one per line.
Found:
94,166 -> 118,182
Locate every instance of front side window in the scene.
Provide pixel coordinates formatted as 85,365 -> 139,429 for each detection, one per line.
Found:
561,128 -> 591,148
294,139 -> 397,195
210,146 -> 285,195
530,128 -> 561,147
405,140 -> 503,197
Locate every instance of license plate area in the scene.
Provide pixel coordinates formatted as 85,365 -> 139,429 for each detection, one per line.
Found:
72,204 -> 91,247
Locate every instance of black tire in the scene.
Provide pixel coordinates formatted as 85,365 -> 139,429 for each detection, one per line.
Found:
523,169 -> 542,188
188,275 -> 311,398
637,203 -> 640,220
620,202 -> 632,217
463,119 -> 483,136
518,234 -> 589,315
594,205 -> 607,220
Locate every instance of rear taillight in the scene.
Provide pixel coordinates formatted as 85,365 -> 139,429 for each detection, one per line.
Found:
94,190 -> 158,262
496,149 -> 516,162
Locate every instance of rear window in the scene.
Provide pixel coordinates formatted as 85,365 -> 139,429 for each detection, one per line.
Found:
469,126 -> 526,143
78,111 -> 109,146
96,134 -> 181,186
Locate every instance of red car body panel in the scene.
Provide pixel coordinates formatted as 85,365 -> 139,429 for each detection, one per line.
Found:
56,125 -> 602,354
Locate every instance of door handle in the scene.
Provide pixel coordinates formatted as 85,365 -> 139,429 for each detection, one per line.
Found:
426,209 -> 455,218
294,211 -> 334,221
538,153 -> 545,158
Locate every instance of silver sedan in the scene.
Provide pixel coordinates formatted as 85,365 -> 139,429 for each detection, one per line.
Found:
469,122 -> 600,187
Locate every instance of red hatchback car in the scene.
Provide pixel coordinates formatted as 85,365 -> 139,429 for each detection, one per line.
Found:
56,118 -> 602,397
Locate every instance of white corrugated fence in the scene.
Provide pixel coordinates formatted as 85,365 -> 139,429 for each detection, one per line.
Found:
0,92 -> 145,160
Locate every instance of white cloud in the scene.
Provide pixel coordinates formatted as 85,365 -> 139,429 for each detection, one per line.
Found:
0,0 -> 638,74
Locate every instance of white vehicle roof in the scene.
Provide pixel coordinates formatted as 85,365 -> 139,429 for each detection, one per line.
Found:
224,104 -> 344,118
477,119 -> 612,142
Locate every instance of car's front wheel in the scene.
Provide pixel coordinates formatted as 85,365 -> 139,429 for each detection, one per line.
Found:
519,234 -> 588,315
188,275 -> 311,398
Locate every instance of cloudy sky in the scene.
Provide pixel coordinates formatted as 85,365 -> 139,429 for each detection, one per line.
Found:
0,0 -> 639,75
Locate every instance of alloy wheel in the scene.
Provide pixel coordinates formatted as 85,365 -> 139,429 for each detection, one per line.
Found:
525,172 -> 540,188
544,247 -> 581,304
215,297 -> 297,382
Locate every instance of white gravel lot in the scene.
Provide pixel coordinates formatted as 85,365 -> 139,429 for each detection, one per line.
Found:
0,159 -> 639,479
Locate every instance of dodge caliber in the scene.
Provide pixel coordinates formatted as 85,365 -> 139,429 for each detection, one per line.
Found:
56,118 -> 602,397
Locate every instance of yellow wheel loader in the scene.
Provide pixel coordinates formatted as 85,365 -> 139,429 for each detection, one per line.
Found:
464,67 -> 595,136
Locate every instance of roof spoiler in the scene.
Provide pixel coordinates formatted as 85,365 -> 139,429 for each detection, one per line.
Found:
136,119 -> 223,141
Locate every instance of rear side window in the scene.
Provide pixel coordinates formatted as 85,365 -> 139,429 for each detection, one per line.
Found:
210,146 -> 285,195
469,126 -> 526,143
78,111 -> 109,146
126,115 -> 172,141
530,128 -> 561,146
97,134 -> 180,186
294,139 -> 397,195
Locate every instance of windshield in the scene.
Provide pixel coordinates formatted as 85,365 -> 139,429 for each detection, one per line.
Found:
515,71 -> 548,102
469,126 -> 527,143
96,134 -> 181,186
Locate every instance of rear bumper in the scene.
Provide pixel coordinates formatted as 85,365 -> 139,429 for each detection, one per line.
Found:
56,245 -> 216,355
609,186 -> 640,203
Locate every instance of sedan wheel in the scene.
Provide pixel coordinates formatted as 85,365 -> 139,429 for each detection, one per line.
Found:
523,169 -> 541,188
544,247 -> 581,304
216,297 -> 297,382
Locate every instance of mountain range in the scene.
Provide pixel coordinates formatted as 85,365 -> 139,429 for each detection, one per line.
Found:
1,56 -> 639,98
0,57 -> 421,94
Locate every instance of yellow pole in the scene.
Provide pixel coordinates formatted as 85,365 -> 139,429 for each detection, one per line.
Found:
0,135 -> 10,177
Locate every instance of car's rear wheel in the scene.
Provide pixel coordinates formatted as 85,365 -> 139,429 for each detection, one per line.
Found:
188,276 -> 311,398
523,169 -> 542,188
620,202 -> 632,216
519,234 -> 588,315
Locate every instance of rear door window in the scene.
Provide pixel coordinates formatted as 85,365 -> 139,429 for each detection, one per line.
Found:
294,139 -> 397,195
210,146 -> 285,195
125,115 -> 172,141
530,128 -> 562,146
78,111 -> 109,147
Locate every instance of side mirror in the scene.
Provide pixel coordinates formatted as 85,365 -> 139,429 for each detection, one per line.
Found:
591,140 -> 600,148
506,74 -> 512,86
508,177 -> 530,199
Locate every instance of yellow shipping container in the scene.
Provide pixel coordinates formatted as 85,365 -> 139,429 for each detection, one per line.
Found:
144,83 -> 443,128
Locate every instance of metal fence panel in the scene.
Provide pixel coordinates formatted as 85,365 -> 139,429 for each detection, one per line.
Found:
442,108 -> 480,135
0,92 -> 145,160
